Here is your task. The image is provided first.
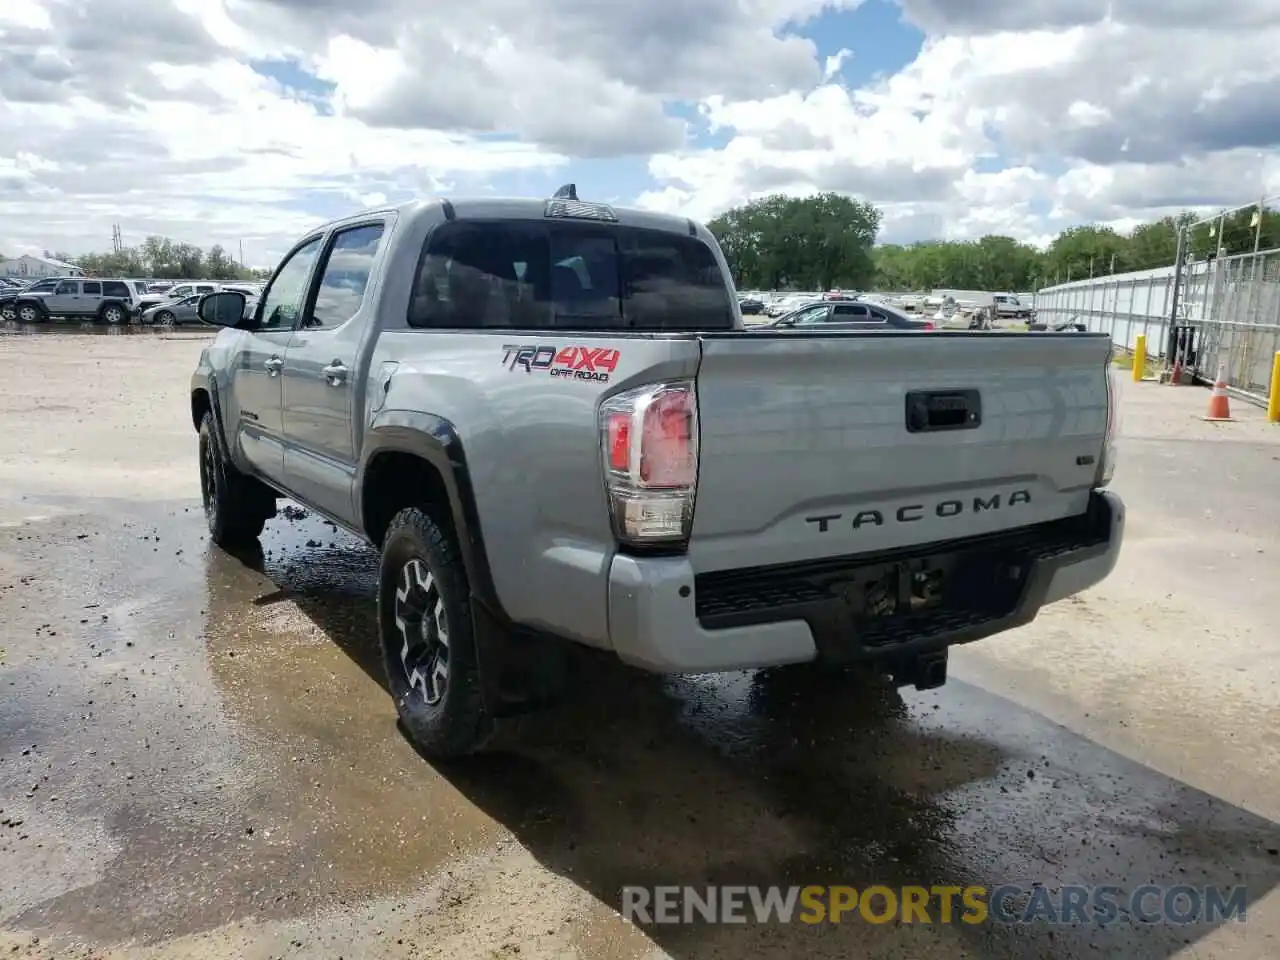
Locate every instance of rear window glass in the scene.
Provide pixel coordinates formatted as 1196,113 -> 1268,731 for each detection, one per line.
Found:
407,219 -> 734,331
102,281 -> 129,297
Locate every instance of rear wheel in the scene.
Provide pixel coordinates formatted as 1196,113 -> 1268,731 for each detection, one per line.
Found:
101,303 -> 126,325
198,411 -> 272,547
155,310 -> 175,327
378,506 -> 491,761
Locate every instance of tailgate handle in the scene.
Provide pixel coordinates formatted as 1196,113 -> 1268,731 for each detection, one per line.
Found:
905,390 -> 981,433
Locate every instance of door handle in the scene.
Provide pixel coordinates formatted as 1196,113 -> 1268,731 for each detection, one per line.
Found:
263,356 -> 283,375
322,361 -> 348,385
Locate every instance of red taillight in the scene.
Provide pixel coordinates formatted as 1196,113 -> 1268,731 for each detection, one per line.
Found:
922,321 -> 935,331
607,413 -> 631,471
640,390 -> 696,487
600,381 -> 699,545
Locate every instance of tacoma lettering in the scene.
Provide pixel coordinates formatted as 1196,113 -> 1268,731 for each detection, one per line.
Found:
805,490 -> 1031,532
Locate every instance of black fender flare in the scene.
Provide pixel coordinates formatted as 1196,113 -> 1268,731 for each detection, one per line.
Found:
359,414 -> 559,717
195,374 -> 233,463
359,412 -> 502,616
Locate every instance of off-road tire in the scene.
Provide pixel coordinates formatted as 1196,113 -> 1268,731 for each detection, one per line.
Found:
100,303 -> 127,325
198,411 -> 271,547
378,506 -> 491,761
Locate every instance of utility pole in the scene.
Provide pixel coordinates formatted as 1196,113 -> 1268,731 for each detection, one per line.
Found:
239,240 -> 244,266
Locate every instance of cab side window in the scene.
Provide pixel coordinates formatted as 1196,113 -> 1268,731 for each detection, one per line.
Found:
258,237 -> 324,330
309,223 -> 385,329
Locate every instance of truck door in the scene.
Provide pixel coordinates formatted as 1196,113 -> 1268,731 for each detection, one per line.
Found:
225,235 -> 324,483
280,221 -> 385,521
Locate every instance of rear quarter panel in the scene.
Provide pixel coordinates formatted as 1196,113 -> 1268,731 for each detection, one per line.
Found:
366,331 -> 697,646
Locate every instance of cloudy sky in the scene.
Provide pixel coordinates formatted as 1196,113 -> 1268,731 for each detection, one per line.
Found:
1,0 -> 1277,267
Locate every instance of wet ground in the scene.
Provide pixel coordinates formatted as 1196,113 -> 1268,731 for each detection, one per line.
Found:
1,329 -> 1278,959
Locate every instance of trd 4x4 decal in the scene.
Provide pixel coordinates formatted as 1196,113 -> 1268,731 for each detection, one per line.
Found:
500,344 -> 620,383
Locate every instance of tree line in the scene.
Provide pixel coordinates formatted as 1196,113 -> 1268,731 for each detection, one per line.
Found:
709,195 -> 1280,293
32,236 -> 271,281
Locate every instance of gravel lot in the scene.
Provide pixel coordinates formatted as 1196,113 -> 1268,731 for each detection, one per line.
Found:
1,327 -> 1278,960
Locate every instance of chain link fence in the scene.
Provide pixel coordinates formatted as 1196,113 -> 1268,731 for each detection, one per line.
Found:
1035,221 -> 1280,407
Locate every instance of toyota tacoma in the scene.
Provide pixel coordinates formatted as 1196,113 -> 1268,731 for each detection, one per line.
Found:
189,186 -> 1125,760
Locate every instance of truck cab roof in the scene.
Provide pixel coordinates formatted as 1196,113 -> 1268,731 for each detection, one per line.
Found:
315,190 -> 713,246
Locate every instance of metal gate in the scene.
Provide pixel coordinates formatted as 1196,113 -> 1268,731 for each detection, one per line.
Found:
1172,246 -> 1280,402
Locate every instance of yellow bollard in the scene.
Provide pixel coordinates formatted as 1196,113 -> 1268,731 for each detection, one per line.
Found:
1133,335 -> 1146,383
1268,352 -> 1280,423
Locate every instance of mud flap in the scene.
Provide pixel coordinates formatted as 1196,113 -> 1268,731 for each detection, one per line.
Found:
471,597 -> 569,718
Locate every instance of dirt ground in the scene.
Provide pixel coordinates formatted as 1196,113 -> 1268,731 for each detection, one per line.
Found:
1,327 -> 1278,959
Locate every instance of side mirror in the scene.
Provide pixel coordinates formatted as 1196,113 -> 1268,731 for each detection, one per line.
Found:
198,291 -> 248,328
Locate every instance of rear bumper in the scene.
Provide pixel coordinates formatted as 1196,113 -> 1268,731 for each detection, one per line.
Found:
606,490 -> 1124,674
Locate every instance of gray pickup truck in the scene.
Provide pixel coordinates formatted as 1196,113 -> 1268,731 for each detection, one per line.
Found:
190,186 -> 1124,760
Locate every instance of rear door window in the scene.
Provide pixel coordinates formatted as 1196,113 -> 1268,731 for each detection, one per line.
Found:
831,304 -> 871,320
308,222 -> 385,329
82,281 -> 102,295
407,219 -> 734,331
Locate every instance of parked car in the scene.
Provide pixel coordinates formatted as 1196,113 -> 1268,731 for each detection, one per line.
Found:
136,281 -> 220,314
8,277 -> 139,324
142,293 -> 203,326
190,186 -> 1123,761
738,296 -> 765,315
763,299 -> 935,330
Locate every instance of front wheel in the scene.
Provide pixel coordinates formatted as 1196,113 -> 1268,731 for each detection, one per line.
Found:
198,412 -> 271,547
15,302 -> 43,324
378,506 -> 491,761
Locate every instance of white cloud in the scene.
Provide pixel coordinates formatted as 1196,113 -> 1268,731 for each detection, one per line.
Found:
639,4 -> 1280,244
1,0 -> 1279,265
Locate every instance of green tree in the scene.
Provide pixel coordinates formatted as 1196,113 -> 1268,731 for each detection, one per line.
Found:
58,235 -> 261,281
871,238 -> 1045,291
708,192 -> 881,290
1043,225 -> 1130,283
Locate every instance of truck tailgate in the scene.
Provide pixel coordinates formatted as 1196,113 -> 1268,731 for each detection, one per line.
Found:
688,332 -> 1112,573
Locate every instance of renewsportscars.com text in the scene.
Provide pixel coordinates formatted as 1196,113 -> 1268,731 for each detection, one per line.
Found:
621,884 -> 1249,926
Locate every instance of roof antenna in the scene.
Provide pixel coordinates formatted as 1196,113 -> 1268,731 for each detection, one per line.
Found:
552,183 -> 578,201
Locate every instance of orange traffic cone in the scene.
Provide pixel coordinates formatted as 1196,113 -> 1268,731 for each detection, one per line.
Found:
1202,364 -> 1233,421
